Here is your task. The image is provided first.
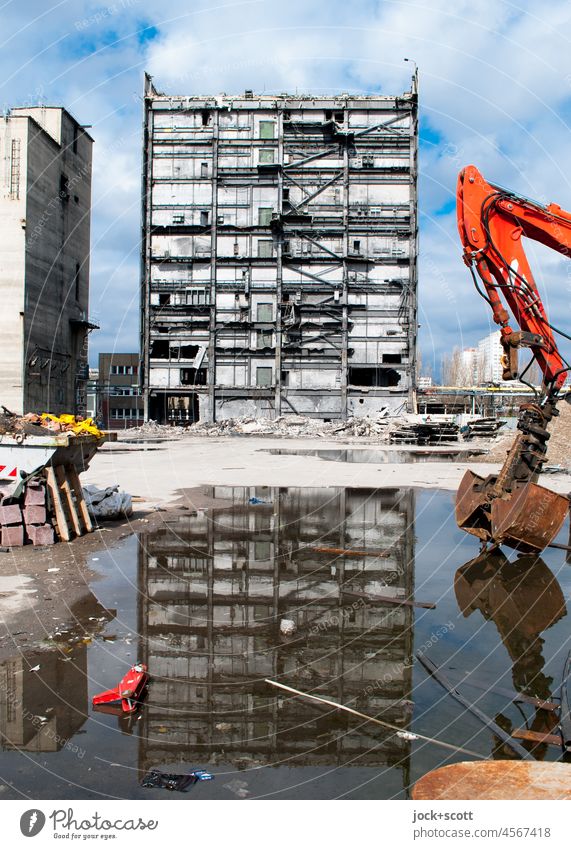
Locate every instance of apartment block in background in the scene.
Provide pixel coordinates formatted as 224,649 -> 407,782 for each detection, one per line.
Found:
98,353 -> 144,428
0,106 -> 95,415
141,75 -> 418,424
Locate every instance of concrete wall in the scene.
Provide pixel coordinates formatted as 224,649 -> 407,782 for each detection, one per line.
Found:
0,108 -> 93,415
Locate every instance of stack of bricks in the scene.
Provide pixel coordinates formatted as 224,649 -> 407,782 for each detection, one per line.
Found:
0,479 -> 55,548
23,480 -> 55,546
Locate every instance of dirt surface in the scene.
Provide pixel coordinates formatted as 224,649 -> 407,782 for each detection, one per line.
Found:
485,401 -> 571,468
0,493 -> 213,663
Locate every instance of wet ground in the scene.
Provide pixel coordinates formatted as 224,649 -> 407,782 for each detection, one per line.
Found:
1,486 -> 570,800
263,448 -> 486,464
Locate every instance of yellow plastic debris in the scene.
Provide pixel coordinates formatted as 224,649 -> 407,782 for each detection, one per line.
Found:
41,413 -> 102,438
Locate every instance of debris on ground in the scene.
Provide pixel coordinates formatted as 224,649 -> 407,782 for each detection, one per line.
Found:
141,769 -> 214,792
461,418 -> 506,440
486,399 -> 571,469
389,421 -> 459,445
187,414 -> 394,439
83,484 -> 133,519
123,419 -> 187,437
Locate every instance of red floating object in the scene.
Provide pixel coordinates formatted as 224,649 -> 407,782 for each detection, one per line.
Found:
92,663 -> 149,714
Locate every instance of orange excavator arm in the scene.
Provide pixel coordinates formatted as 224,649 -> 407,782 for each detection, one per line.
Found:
457,164 -> 569,389
455,166 -> 571,553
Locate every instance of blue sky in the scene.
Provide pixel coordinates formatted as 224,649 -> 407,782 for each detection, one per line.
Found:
2,0 -> 571,377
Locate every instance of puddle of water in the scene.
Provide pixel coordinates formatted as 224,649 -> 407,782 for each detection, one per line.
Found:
1,488 -> 570,800
264,448 -> 486,464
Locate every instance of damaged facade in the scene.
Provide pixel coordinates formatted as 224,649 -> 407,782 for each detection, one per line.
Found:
141,76 -> 418,423
0,107 -> 94,416
138,487 -> 415,773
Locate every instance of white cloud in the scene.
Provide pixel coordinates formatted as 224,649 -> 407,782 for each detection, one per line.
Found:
1,0 -> 571,374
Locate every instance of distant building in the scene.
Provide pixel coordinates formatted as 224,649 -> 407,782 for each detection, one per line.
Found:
86,368 -> 99,419
460,347 -> 479,385
0,106 -> 95,415
478,331 -> 504,383
98,353 -> 143,428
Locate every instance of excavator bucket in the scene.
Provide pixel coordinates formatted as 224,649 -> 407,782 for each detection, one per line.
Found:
455,470 -> 492,543
456,470 -> 569,552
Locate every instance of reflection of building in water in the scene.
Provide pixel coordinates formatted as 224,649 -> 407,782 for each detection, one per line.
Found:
0,647 -> 87,752
138,487 -> 415,775
0,591 -> 114,753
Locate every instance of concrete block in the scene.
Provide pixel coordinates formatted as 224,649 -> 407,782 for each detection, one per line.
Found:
26,524 -> 55,546
0,503 -> 23,525
24,484 -> 46,506
23,505 -> 47,525
2,525 -> 24,547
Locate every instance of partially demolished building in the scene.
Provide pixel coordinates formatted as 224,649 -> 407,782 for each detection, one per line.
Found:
141,76 -> 418,423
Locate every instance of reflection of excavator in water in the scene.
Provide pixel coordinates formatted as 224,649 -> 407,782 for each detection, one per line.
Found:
455,166 -> 571,552
455,551 -> 567,758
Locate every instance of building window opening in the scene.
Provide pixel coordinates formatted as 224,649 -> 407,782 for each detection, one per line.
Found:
150,340 -> 169,359
382,353 -> 402,364
258,149 -> 275,165
201,161 -> 208,177
257,239 -> 273,258
256,366 -> 273,386
74,262 -> 80,301
200,210 -> 209,226
159,293 -> 171,305
201,110 -> 210,126
60,173 -> 70,202
259,121 -> 275,139
257,303 -> 273,322
348,366 -> 401,387
257,330 -> 273,349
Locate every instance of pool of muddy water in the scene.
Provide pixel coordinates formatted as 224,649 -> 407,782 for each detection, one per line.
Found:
1,487 -> 570,800
263,448 -> 485,464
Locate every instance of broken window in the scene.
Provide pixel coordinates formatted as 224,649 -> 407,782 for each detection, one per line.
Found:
258,149 -> 275,164
257,239 -> 273,258
259,121 -> 275,139
281,370 -> 290,386
334,111 -> 344,123
258,207 -> 273,226
179,345 -> 199,359
282,187 -> 290,202
352,239 -> 361,254
200,161 -> 208,177
257,303 -> 273,322
348,367 -> 401,387
150,340 -> 169,358
256,366 -> 272,386
382,353 -> 402,364
257,330 -> 273,348
201,110 -> 210,126
200,210 -> 209,226
159,293 -> 171,305
324,110 -> 333,121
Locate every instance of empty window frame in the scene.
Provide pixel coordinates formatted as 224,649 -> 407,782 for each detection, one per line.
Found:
257,330 -> 273,348
259,121 -> 275,139
256,366 -> 273,386
200,161 -> 208,177
257,302 -> 273,322
257,239 -> 273,258
258,207 -> 273,226
258,149 -> 275,164
200,210 -> 209,226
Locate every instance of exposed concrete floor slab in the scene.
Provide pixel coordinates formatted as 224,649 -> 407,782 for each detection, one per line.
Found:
82,436 -> 571,507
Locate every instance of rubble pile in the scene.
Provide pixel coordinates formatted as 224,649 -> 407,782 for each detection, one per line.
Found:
487,400 -> 571,468
124,419 -> 187,437
0,409 -> 102,437
462,418 -> 506,440
389,421 -> 460,445
187,414 -> 396,439
0,477 -> 55,548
